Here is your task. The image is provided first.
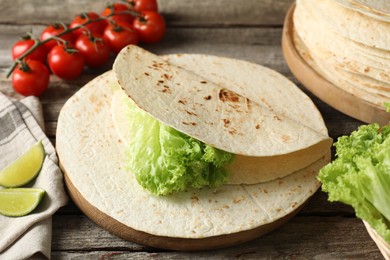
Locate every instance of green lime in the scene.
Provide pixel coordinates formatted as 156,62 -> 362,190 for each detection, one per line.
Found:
0,188 -> 45,217
0,141 -> 45,188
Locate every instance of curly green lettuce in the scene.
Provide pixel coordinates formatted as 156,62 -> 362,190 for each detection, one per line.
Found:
318,122 -> 390,243
123,97 -> 234,196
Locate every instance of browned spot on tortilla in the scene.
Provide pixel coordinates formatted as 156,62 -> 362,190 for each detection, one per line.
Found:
282,135 -> 291,142
228,103 -> 241,110
223,119 -> 230,127
163,74 -> 172,80
144,72 -> 150,76
158,80 -> 164,83
233,198 -> 243,204
246,99 -> 252,111
222,205 -> 230,209
255,124 -> 260,129
219,89 -> 240,102
161,85 -> 171,93
182,121 -> 197,126
89,94 -> 97,103
204,95 -> 212,100
186,110 -> 198,116
228,128 -> 237,135
263,189 -> 268,194
260,98 -> 273,111
200,81 -> 207,84
364,67 -> 370,73
178,99 -> 187,105
273,115 -> 281,121
191,196 -> 199,203
291,202 -> 298,208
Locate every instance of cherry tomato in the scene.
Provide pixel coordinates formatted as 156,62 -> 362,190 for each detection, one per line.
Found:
70,12 -> 107,37
101,3 -> 133,24
47,44 -> 85,79
75,34 -> 110,68
40,23 -> 76,50
133,11 -> 165,43
129,0 -> 158,12
12,60 -> 49,96
12,38 -> 48,63
103,21 -> 138,53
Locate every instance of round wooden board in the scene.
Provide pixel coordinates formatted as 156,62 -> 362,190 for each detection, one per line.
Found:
282,4 -> 389,125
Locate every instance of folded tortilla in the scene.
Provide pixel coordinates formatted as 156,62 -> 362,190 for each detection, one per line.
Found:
112,47 -> 332,184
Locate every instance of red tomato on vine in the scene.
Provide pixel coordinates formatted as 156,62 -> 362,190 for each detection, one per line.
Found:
70,12 -> 107,37
12,60 -> 50,96
130,0 -> 158,12
133,11 -> 166,43
40,24 -> 76,50
103,21 -> 139,53
12,38 -> 48,63
75,34 -> 111,67
101,3 -> 133,24
47,44 -> 85,80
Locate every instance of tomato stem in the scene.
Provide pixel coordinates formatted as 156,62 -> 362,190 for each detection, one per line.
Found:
6,8 -> 142,78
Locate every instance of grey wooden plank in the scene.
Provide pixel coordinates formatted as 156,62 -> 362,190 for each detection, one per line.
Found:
51,214 -> 382,258
0,0 -> 106,24
0,25 -> 285,68
0,0 -> 294,26
159,0 -> 294,26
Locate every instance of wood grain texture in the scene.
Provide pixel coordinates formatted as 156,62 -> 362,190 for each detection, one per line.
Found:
51,214 -> 382,258
0,0 -> 383,258
0,0 -> 294,26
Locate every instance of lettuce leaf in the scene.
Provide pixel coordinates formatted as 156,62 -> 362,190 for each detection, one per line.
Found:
318,123 -> 390,243
123,97 -> 234,196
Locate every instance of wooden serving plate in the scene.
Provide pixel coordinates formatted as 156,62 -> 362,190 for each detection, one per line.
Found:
282,4 -> 389,125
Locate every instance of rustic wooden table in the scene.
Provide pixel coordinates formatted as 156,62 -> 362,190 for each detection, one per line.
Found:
0,0 -> 384,259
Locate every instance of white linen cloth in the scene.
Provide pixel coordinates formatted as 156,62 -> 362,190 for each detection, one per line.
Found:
0,93 -> 68,259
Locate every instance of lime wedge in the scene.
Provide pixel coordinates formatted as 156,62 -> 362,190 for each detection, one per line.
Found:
0,188 -> 45,217
0,141 -> 45,188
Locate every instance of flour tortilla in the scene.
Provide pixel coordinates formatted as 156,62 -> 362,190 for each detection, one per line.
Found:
295,0 -> 390,84
56,70 -> 329,239
111,52 -> 331,184
294,0 -> 390,108
113,46 -> 331,160
335,0 -> 390,22
293,29 -> 389,109
297,0 -> 390,50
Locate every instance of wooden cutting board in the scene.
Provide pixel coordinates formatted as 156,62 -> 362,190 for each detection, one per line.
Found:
282,4 -> 389,125
56,67 -> 324,251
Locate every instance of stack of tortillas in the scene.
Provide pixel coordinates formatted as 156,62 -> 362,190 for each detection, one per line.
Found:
289,0 -> 389,124
56,46 -> 332,250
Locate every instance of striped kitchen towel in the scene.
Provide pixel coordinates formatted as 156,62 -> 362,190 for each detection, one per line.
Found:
0,93 -> 67,259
